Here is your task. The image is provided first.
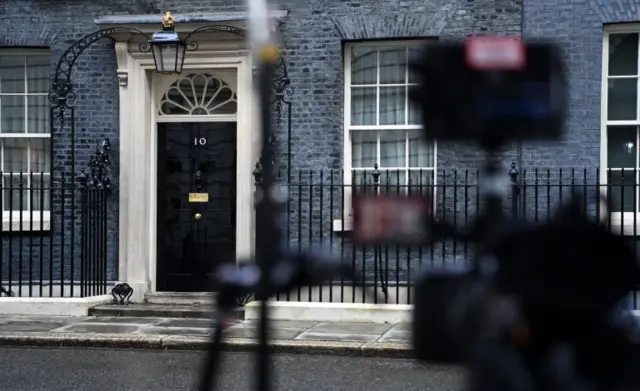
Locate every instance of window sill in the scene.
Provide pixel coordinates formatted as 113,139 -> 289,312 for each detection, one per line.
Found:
332,219 -> 353,232
608,213 -> 640,236
2,213 -> 51,232
2,219 -> 50,232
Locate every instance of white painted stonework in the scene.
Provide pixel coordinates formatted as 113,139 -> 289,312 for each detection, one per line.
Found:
108,18 -> 259,302
244,301 -> 413,324
0,295 -> 112,316
248,302 -> 640,325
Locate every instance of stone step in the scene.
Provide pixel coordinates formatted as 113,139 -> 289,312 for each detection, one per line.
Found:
144,292 -> 217,306
89,303 -> 244,320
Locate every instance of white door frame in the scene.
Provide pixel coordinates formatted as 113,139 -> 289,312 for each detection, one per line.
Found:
116,45 -> 256,300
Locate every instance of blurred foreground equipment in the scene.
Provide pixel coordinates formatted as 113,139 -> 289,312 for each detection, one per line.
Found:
198,26 -> 640,391
361,36 -> 640,391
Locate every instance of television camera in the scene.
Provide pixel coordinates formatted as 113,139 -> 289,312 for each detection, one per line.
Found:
197,31 -> 640,391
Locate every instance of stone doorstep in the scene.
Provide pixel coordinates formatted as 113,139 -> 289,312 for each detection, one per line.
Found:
0,332 -> 412,358
144,292 -> 217,306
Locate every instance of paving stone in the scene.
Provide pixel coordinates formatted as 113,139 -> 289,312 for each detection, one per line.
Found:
81,317 -> 166,325
0,316 -> 19,324
89,304 -> 218,319
239,320 -> 318,329
294,331 -> 380,343
155,318 -> 215,328
53,324 -> 140,334
378,329 -> 411,343
14,315 -> 87,323
389,323 -> 411,331
161,335 -> 211,349
0,311 -> 409,348
224,327 -> 304,340
0,320 -> 76,332
135,326 -> 212,336
308,322 -> 393,335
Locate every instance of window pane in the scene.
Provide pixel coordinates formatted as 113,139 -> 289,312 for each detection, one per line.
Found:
0,95 -> 25,133
408,46 -> 422,84
609,34 -> 639,76
26,55 -> 50,93
27,95 -> 49,133
379,86 -> 405,125
608,78 -> 637,120
351,129 -> 377,168
31,138 -> 50,173
0,56 -> 25,94
351,46 -> 377,85
158,45 -> 177,74
32,174 -> 50,211
380,130 -> 405,167
609,170 -> 637,212
3,174 -> 28,211
409,130 -> 434,167
608,126 -> 637,168
379,47 -> 406,84
350,87 -> 376,125
408,98 -> 421,125
3,138 -> 28,172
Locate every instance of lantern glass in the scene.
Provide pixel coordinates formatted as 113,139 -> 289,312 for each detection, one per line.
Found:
149,30 -> 186,74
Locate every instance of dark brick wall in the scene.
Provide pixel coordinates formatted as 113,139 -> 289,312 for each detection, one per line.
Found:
518,0 -> 640,227
0,0 -> 522,289
521,0 -> 640,169
276,0 -> 523,173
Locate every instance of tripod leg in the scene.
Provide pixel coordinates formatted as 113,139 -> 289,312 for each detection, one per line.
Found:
467,343 -> 537,391
198,313 -> 232,391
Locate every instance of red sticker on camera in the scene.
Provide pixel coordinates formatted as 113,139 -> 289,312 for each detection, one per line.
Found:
352,195 -> 431,244
465,36 -> 526,70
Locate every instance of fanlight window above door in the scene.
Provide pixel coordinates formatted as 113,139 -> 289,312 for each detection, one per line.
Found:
158,74 -> 238,116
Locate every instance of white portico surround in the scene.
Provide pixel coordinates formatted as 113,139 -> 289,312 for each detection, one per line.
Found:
96,11 -> 288,302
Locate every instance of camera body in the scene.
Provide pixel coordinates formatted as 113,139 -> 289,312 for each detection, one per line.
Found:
411,205 -> 640,390
409,37 -> 567,146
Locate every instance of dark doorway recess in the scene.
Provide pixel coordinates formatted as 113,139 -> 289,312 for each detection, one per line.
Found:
156,122 -> 237,292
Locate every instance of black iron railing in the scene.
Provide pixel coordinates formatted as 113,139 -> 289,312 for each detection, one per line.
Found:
254,165 -> 640,309
0,171 -> 110,298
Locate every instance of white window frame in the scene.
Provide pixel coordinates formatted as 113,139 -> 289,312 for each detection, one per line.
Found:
335,40 -> 437,232
0,49 -> 52,232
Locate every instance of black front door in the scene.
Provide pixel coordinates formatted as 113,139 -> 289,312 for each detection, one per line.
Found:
156,122 -> 237,292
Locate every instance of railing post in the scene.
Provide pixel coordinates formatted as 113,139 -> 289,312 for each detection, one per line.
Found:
253,161 -> 263,273
370,164 -> 388,303
253,162 -> 263,188
509,162 -> 520,218
79,169 -> 87,297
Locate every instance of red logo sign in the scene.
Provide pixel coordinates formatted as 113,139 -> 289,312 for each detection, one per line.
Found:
352,195 -> 431,244
465,36 -> 526,70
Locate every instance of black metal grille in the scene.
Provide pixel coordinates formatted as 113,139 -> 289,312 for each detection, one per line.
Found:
254,165 -> 640,309
0,171 -> 109,298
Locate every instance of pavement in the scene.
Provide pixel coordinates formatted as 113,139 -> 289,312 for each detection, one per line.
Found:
0,314 -> 412,358
0,347 -> 463,390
